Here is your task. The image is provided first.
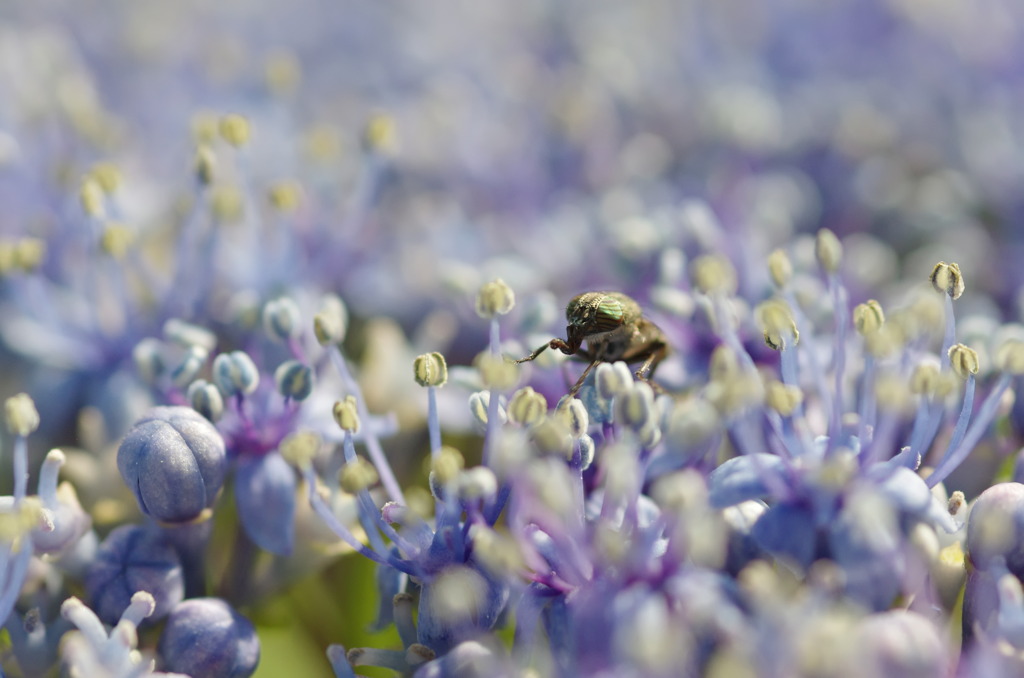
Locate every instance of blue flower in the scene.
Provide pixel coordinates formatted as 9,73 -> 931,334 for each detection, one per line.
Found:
158,598 -> 260,678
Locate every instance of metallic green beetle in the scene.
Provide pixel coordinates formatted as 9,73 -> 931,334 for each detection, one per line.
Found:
516,291 -> 668,396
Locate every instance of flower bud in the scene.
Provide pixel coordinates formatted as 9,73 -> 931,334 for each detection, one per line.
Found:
100,222 -> 133,259
458,466 -> 497,502
596,361 -> 634,400
279,430 -> 322,468
765,381 -> 803,416
556,396 -> 589,438
579,434 -> 596,470
187,380 -> 224,422
431,447 -> 465,486
414,352 -> 448,388
475,279 -> 515,318
475,352 -> 518,391
815,228 -> 843,273
530,416 -> 574,460
171,346 -> 208,389
853,299 -> 885,335
333,396 -> 360,433
690,254 -> 738,295
158,599 -> 260,678
362,113 -> 397,154
755,299 -> 799,350
85,525 -> 184,624
5,392 -> 40,436
995,339 -> 1024,375
117,407 -> 227,523
967,483 -> 1024,576
262,297 -> 302,343
930,261 -> 965,300
133,338 -> 166,383
507,386 -> 547,426
219,113 -> 251,147
948,343 -> 980,379
275,360 -> 314,401
212,351 -> 260,397
615,382 -> 657,431
163,318 -> 217,352
767,249 -> 792,288
313,294 -> 348,345
79,177 -> 105,217
194,144 -> 216,185
340,457 -> 379,493
468,391 -> 506,428
14,237 -> 45,271
267,181 -> 301,212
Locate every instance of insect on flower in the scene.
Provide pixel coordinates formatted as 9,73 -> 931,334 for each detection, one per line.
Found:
516,291 -> 669,396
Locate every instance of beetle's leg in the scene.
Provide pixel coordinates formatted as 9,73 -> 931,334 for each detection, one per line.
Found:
516,338 -> 578,364
549,338 -> 576,355
634,343 -> 668,394
515,342 -> 551,364
568,358 -> 601,397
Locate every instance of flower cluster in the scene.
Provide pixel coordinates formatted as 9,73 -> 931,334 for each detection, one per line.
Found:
5,2 -> 1024,677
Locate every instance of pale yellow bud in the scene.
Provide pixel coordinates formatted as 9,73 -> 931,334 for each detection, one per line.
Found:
690,254 -> 738,295
475,352 -> 519,391
507,386 -> 548,426
475,278 -> 515,318
815,228 -> 843,273
994,339 -> 1024,375
431,446 -> 465,485
90,162 -> 122,194
100,223 -> 133,259
340,457 -> 379,493
413,352 -> 448,388
267,181 -> 301,212
219,113 -> 251,147
363,113 -> 397,154
765,381 -> 803,416
79,177 -> 105,217
754,299 -> 799,350
853,299 -> 885,335
930,261 -> 965,300
5,393 -> 40,436
332,396 -> 360,433
948,343 -> 980,379
279,430 -> 322,468
13,238 -> 45,271
767,249 -> 792,288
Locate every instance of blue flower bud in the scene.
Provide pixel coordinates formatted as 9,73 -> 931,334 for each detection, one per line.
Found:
158,598 -> 260,678
132,338 -> 166,383
85,525 -> 183,625
171,346 -> 208,389
967,482 -> 1024,576
212,351 -> 260,397
117,407 -> 227,523
164,318 -> 217,352
262,297 -> 301,342
274,360 -> 314,401
188,379 -> 224,422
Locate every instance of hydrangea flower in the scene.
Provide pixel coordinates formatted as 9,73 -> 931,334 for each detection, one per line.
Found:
9,3 -> 1024,676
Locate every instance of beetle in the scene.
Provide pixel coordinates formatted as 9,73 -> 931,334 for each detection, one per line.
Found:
515,291 -> 669,396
